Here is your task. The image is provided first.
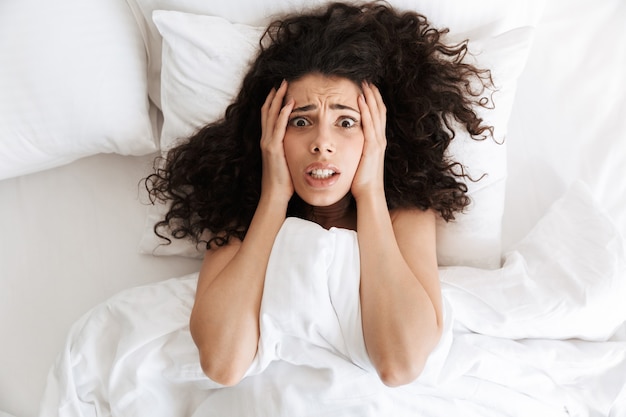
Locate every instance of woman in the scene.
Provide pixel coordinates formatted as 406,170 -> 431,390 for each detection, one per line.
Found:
146,1 -> 493,387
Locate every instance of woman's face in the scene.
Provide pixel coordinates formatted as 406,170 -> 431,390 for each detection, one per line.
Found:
283,73 -> 364,207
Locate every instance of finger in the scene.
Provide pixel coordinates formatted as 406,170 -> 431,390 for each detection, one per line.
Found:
361,83 -> 382,136
361,82 -> 387,143
270,81 -> 290,135
367,83 -> 387,115
273,98 -> 295,138
361,82 -> 379,115
358,92 -> 370,124
270,80 -> 288,114
358,92 -> 376,144
265,80 -> 289,132
364,83 -> 387,125
262,87 -> 277,131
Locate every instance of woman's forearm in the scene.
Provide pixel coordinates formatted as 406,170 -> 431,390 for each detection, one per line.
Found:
191,80 -> 296,386
356,193 -> 442,387
190,194 -> 287,386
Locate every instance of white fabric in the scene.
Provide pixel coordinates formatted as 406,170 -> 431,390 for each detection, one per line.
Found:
139,7 -> 541,269
0,153 -> 202,417
154,13 -> 263,151
0,0 -> 158,180
442,181 -> 626,341
502,0 -> 626,249
124,0 -> 546,110
39,183 -> 626,417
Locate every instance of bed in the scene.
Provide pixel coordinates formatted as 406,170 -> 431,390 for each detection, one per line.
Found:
0,0 -> 625,416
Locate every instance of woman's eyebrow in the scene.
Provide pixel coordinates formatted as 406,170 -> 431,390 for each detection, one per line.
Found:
292,104 -> 316,113
292,103 -> 360,113
331,103 -> 360,113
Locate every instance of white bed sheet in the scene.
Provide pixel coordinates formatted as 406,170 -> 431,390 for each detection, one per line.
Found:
502,0 -> 626,249
37,192 -> 626,416
1,0 -> 625,415
0,154 -> 201,417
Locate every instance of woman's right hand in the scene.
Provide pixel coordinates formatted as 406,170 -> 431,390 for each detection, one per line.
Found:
260,79 -> 295,205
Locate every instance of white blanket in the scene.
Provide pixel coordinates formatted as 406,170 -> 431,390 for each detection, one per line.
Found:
39,182 -> 626,417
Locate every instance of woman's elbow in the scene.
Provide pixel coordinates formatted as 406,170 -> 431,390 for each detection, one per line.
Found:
377,326 -> 443,387
376,356 -> 427,387
192,325 -> 247,386
190,314 -> 250,386
199,352 -> 246,387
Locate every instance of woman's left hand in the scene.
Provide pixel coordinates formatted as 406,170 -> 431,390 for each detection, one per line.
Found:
351,82 -> 388,202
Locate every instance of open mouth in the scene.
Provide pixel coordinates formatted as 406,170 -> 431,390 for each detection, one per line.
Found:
308,168 -> 337,179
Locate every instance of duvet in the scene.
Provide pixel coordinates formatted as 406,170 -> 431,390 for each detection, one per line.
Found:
39,183 -> 626,417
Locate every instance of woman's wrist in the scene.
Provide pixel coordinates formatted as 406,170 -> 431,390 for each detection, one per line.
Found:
259,187 -> 292,209
353,186 -> 386,211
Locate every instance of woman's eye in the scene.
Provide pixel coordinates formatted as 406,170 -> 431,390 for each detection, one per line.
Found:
289,117 -> 310,127
338,117 -> 357,128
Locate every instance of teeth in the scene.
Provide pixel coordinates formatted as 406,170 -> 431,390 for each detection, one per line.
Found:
310,168 -> 335,179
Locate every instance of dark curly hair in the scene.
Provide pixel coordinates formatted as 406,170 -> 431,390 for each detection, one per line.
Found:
144,1 -> 495,249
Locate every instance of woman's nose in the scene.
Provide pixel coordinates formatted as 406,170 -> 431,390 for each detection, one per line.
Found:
311,128 -> 334,154
311,144 -> 334,153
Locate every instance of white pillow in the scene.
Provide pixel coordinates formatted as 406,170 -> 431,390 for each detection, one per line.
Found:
0,0 -> 157,180
125,0 -> 546,112
140,5 -> 542,268
157,15 -> 264,150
